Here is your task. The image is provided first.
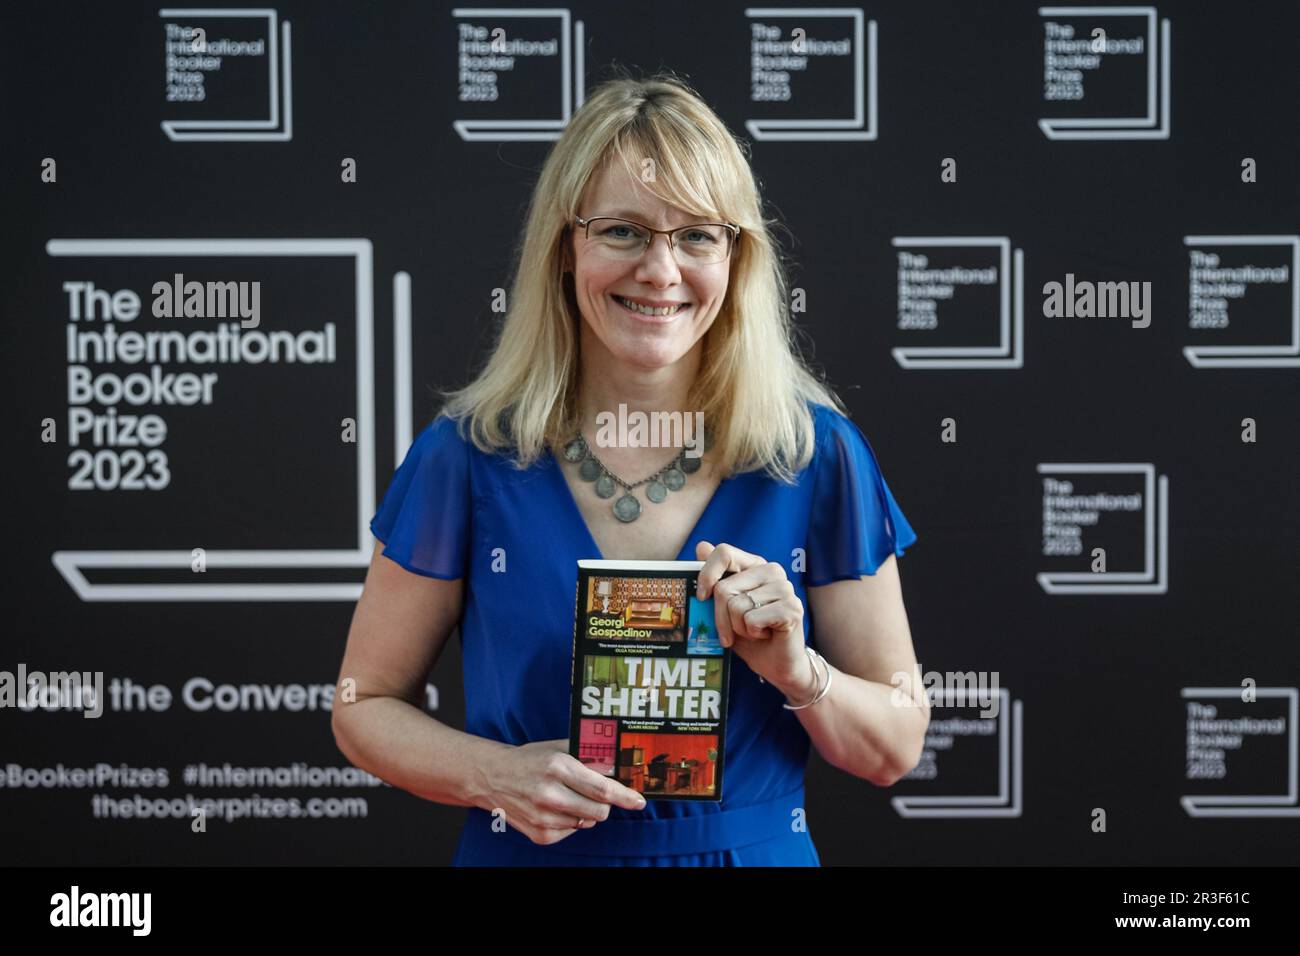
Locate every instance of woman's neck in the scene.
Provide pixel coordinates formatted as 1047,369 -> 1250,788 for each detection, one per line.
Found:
574,339 -> 702,432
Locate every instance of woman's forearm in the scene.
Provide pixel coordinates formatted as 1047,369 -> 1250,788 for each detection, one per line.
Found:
774,662 -> 929,786
332,696 -> 513,810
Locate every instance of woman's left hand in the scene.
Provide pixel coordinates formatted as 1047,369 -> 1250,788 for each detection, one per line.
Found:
694,541 -> 808,688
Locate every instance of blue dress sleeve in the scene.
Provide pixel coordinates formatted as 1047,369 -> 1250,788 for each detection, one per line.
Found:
805,408 -> 917,586
369,415 -> 471,580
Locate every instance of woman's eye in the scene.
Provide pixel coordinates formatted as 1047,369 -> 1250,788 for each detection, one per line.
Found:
683,230 -> 717,244
600,224 -> 640,239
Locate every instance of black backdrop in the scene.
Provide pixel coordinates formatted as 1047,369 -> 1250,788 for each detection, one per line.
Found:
3,0 -> 1298,866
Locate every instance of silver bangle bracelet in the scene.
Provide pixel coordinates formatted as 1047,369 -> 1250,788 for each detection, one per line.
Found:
783,645 -> 833,710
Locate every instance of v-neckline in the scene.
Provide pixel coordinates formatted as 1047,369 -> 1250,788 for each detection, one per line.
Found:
547,447 -> 729,563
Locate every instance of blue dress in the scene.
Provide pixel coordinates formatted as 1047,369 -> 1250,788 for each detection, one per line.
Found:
368,399 -> 917,866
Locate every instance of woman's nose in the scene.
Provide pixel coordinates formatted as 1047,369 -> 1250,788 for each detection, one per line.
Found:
635,233 -> 683,284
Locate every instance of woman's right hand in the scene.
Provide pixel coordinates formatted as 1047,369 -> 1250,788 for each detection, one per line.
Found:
479,738 -> 647,845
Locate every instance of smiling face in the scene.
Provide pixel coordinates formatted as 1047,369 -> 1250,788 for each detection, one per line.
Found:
567,160 -> 732,372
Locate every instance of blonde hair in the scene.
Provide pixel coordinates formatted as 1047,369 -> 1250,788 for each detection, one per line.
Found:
438,68 -> 846,483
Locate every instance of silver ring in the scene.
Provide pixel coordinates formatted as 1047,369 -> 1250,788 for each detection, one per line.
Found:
576,818 -> 587,828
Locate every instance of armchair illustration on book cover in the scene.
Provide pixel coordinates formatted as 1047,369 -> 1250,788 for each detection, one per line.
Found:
585,573 -> 688,642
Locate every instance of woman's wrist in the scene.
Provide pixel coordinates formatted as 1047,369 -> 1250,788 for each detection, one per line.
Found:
463,737 -> 514,811
771,649 -> 819,704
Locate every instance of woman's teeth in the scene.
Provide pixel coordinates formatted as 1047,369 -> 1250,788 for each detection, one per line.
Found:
613,295 -> 687,317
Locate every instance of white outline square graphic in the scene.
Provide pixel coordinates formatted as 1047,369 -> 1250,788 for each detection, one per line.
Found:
1180,688 -> 1300,817
1036,463 -> 1169,594
1182,236 -> 1300,367
891,689 -> 1023,818
46,238 -> 374,601
1038,6 -> 1170,140
891,237 -> 1025,369
451,8 -> 584,142
159,9 -> 294,142
744,9 -> 877,141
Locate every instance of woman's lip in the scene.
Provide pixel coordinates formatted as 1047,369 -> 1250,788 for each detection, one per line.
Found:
610,294 -> 690,321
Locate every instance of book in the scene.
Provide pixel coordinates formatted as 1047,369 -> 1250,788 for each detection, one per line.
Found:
568,558 -> 731,801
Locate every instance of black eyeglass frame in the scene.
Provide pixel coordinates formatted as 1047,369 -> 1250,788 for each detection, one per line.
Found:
572,215 -> 741,260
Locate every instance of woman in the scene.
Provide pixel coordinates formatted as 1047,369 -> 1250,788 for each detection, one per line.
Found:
332,71 -> 928,866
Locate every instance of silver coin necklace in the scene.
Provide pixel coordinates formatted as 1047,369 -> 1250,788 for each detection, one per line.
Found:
561,428 -> 713,523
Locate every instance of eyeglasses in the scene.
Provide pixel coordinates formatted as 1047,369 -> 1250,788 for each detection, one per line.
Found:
574,216 -> 740,265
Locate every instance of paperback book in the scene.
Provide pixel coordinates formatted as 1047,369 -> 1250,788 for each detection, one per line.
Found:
568,559 -> 731,801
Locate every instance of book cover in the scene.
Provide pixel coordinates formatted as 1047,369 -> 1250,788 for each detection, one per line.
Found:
568,558 -> 731,801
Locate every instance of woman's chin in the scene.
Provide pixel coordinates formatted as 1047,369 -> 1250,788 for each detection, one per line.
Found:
609,343 -> 686,370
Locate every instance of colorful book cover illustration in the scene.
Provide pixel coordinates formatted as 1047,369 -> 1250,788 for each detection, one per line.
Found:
568,559 -> 731,801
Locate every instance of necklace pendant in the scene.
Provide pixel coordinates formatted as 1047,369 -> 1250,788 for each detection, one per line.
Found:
562,438 -> 587,462
612,494 -> 641,522
645,480 -> 668,503
578,457 -> 603,481
594,474 -> 617,498
661,466 -> 685,491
